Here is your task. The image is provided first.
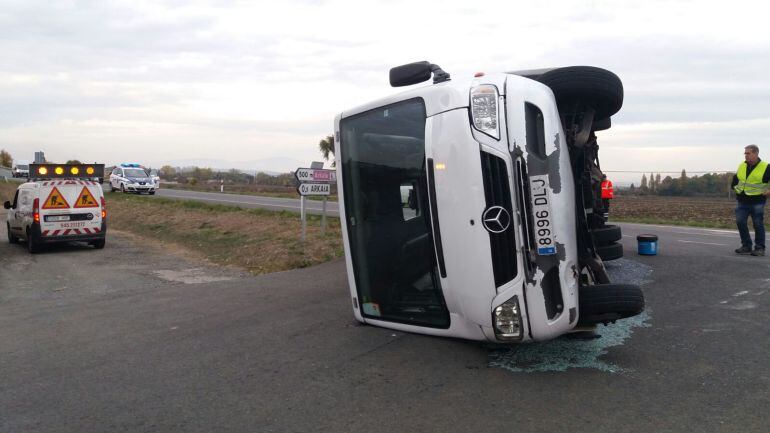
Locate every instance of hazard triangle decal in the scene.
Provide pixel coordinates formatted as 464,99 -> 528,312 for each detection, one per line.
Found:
74,186 -> 99,208
42,186 -> 71,209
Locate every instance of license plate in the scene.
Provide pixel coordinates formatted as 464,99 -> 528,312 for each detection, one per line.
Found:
47,215 -> 70,222
529,174 -> 556,255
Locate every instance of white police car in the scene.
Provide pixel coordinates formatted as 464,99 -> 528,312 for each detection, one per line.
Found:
109,163 -> 156,194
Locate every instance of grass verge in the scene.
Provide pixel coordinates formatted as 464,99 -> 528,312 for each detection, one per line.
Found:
105,191 -> 344,275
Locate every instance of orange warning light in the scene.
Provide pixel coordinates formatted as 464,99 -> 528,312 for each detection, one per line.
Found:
86,166 -> 95,175
38,167 -> 48,175
70,167 -> 80,175
55,166 -> 64,175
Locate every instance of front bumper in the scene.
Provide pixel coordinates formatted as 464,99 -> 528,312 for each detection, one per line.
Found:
125,184 -> 155,192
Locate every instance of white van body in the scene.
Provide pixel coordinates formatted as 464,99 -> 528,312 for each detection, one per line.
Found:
6,179 -> 107,252
12,160 -> 30,178
334,65 -> 643,343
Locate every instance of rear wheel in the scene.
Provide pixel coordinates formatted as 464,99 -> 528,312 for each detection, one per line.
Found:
578,283 -> 644,325
591,224 -> 622,245
27,229 -> 41,254
596,242 -> 623,261
7,223 -> 18,244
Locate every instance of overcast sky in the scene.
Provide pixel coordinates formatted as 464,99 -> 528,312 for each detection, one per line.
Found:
1,0 -> 768,182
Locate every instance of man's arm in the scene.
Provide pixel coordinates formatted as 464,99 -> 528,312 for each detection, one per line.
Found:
732,173 -> 738,188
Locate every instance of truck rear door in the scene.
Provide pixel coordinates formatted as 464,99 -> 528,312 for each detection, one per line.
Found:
39,180 -> 103,237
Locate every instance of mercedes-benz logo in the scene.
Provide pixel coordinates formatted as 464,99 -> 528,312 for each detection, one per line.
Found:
482,206 -> 511,234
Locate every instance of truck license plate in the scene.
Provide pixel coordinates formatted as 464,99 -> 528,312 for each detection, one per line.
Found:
46,215 -> 70,222
529,175 -> 556,255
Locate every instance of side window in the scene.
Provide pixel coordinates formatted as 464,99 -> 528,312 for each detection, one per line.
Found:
525,102 -> 546,159
400,181 -> 420,221
11,190 -> 19,209
20,190 -> 30,207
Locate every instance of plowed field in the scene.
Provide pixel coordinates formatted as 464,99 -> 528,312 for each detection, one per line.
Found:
610,195 -> 769,229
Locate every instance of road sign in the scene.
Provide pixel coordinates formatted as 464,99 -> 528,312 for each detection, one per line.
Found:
297,183 -> 331,196
74,187 -> 99,208
42,187 -> 70,209
295,168 -> 336,183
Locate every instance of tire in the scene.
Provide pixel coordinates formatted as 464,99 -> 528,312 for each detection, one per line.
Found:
120,184 -> 125,193
110,183 -> 116,192
91,239 -> 105,249
591,224 -> 622,245
596,242 -> 623,261
578,283 -> 645,325
537,66 -> 624,121
593,117 -> 611,131
7,223 -> 18,244
149,191 -> 155,195
27,229 -> 41,254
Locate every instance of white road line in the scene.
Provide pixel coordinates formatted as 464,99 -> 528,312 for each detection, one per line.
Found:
677,240 -> 727,246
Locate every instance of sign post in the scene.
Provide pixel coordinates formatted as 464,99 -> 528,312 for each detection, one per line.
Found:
295,166 -> 336,241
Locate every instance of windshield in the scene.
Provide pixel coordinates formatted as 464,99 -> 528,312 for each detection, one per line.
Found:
149,169 -> 158,176
17,165 -> 28,170
340,98 -> 449,328
124,168 -> 148,177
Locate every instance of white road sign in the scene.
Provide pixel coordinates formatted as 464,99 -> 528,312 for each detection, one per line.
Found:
295,168 -> 336,183
297,183 -> 331,196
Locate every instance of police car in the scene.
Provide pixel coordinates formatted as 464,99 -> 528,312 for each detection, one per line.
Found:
5,163 -> 107,253
109,163 -> 156,194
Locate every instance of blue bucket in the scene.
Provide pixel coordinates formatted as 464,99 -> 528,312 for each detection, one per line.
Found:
637,234 -> 658,255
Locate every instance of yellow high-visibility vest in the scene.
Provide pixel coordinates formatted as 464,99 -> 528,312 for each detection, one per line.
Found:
735,161 -> 769,196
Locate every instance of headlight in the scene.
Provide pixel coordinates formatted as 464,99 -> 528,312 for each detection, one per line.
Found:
493,296 -> 523,341
470,84 -> 500,139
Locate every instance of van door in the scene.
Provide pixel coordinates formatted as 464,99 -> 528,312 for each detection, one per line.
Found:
8,189 -> 23,234
39,181 -> 103,237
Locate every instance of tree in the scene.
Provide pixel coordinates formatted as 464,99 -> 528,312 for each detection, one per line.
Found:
159,165 -> 176,179
640,174 -> 648,192
655,173 -> 661,190
66,159 -> 82,164
649,172 -> 655,192
0,149 -> 12,167
318,135 -> 335,164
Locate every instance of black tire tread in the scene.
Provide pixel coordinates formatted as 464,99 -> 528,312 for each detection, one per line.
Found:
537,66 -> 624,120
578,283 -> 645,325
591,224 -> 622,245
596,241 -> 623,261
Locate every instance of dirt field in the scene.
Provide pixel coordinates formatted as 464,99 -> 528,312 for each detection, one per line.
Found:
611,195 -> 769,229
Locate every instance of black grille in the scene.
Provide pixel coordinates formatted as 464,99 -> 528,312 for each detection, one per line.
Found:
480,152 -> 517,287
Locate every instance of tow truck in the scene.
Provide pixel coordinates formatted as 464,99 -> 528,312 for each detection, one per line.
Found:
334,62 -> 643,343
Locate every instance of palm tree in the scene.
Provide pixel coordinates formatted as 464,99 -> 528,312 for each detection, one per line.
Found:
318,135 -> 335,164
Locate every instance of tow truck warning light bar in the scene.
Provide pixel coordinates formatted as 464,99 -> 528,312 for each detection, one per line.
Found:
29,163 -> 105,179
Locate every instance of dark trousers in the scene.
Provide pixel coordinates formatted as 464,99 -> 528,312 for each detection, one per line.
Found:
736,202 -> 766,249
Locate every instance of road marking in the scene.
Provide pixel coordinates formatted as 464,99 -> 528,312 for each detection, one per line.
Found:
677,240 -> 727,246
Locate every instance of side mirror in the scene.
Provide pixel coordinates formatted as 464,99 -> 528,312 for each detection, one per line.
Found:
390,61 -> 451,87
3,201 -> 10,209
390,61 -> 432,87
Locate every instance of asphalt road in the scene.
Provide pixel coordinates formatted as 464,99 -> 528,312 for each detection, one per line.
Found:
155,188 -> 339,217
1,219 -> 768,432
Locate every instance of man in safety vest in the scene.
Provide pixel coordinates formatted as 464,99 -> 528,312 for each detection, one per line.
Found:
732,144 -> 770,256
